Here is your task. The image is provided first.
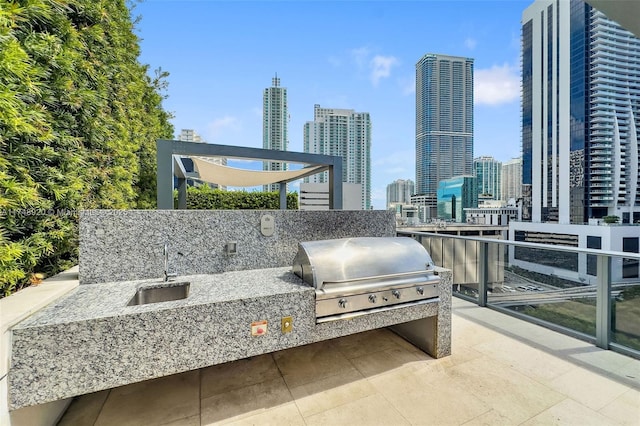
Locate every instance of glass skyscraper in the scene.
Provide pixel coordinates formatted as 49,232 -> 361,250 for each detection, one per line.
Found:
436,176 -> 478,223
262,75 -> 288,192
521,0 -> 640,224
474,156 -> 502,201
303,104 -> 372,209
415,53 -> 474,197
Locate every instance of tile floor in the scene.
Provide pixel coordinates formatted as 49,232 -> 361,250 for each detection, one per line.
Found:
58,298 -> 639,426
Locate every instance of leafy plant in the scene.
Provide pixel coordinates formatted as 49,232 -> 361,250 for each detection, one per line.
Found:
183,186 -> 299,210
0,0 -> 173,296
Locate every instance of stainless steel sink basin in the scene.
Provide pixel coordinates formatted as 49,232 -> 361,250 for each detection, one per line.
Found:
128,282 -> 190,306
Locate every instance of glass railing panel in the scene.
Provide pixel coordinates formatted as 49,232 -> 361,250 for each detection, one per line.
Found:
491,244 -> 596,339
611,255 -> 640,351
398,230 -> 640,357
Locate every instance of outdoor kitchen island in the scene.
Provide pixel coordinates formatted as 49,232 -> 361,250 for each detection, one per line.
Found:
7,210 -> 451,411
8,265 -> 452,410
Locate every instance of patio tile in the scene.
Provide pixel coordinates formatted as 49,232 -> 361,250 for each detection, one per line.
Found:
95,371 -> 199,426
200,377 -> 292,425
217,403 -> 305,426
446,356 -> 565,424
161,414 -> 201,426
288,366 -> 376,417
597,388 -> 640,425
461,409 -> 515,425
349,345 -> 426,378
375,373 -> 490,425
274,340 -> 354,388
200,353 -> 281,399
303,393 -> 410,426
548,366 -> 631,410
472,335 -> 575,384
521,398 -> 622,426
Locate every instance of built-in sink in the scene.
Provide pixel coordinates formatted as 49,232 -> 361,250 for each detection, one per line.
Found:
127,282 -> 190,306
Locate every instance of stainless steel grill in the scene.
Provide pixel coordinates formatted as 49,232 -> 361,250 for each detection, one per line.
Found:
292,237 -> 440,323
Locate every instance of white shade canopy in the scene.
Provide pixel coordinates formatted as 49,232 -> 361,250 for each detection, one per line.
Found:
191,157 -> 327,187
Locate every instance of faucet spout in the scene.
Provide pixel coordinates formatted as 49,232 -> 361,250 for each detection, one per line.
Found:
163,243 -> 178,282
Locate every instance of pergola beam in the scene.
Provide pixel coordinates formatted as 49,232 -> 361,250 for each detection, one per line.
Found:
156,140 -> 343,210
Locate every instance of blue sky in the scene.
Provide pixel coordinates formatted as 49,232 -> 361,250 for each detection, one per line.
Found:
132,0 -> 530,209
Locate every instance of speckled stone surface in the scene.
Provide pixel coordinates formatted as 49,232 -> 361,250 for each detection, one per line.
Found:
9,268 -> 316,410
9,267 -> 452,410
79,210 -> 396,284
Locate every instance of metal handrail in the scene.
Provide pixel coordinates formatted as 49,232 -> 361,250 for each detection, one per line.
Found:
397,229 -> 640,260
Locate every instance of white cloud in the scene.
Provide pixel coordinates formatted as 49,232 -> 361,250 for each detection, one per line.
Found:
370,55 -> 399,87
474,63 -> 520,106
464,37 -> 477,50
349,47 -> 399,88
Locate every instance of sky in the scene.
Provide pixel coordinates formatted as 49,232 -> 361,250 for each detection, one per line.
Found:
131,0 -> 531,209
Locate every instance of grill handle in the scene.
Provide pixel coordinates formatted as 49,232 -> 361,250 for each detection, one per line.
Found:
320,269 -> 437,286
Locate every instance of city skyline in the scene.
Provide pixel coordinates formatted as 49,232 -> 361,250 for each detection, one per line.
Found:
131,0 -> 527,209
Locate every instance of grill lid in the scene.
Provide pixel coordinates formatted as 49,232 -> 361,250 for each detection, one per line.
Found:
292,237 -> 435,289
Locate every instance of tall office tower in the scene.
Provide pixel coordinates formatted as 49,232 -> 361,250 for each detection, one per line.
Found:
502,157 -> 523,203
262,75 -> 289,192
303,104 -> 372,209
415,53 -> 474,197
474,156 -> 502,200
522,0 -> 640,224
386,179 -> 415,209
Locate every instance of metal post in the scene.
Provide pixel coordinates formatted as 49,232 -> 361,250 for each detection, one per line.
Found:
596,254 -> 611,349
279,182 -> 287,210
478,241 -> 488,307
156,140 -> 174,209
328,160 -> 343,210
177,178 -> 187,209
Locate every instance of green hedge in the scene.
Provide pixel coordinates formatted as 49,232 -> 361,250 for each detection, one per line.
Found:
0,0 -> 173,296
183,186 -> 298,210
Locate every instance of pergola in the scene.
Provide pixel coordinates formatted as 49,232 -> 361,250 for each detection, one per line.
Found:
156,139 -> 343,209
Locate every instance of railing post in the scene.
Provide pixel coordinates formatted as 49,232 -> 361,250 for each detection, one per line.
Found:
596,254 -> 611,349
177,178 -> 187,209
478,241 -> 488,307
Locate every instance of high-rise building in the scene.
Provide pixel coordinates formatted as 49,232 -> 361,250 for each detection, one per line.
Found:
521,0 -> 640,224
177,129 -> 204,143
303,104 -> 372,209
263,75 -> 288,192
437,176 -> 478,223
415,53 -> 474,196
502,157 -> 523,203
386,179 -> 415,209
474,156 -> 502,201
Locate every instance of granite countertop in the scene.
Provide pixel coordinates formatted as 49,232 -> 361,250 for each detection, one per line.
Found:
14,267 -> 313,328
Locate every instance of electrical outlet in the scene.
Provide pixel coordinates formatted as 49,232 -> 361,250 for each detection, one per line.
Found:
281,316 -> 293,333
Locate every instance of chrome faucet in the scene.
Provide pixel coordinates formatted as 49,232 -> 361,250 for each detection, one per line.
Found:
163,243 -> 178,282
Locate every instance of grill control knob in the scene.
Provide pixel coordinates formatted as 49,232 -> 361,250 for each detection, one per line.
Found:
392,290 -> 401,299
368,294 -> 377,303
338,298 -> 348,309
416,286 -> 424,295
